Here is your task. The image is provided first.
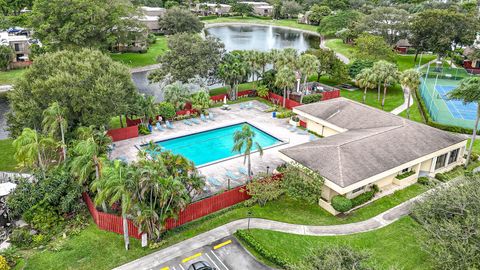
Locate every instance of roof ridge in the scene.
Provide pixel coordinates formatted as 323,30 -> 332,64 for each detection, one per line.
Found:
336,125 -> 404,146
336,146 -> 344,187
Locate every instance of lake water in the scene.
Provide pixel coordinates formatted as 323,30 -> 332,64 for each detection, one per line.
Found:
204,25 -> 320,52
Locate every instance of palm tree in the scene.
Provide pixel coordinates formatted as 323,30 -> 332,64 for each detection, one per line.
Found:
244,50 -> 261,86
355,68 -> 375,104
275,48 -> 298,70
269,49 -> 282,70
13,128 -> 56,176
42,102 -> 68,161
400,69 -> 421,119
191,90 -> 211,114
275,66 -> 296,108
373,61 -> 398,110
92,160 -> 136,250
448,77 -> 480,167
139,95 -> 157,125
70,136 -> 108,212
232,124 -> 264,181
257,51 -> 270,77
299,54 -> 319,103
217,52 -> 250,100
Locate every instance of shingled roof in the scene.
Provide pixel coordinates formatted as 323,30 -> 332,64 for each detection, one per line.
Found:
280,98 -> 466,188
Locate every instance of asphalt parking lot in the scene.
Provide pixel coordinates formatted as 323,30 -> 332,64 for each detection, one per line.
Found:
151,237 -> 271,270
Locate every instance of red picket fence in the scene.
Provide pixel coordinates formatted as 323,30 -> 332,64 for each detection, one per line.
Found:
106,125 -> 139,142
266,92 -> 302,109
210,90 -> 255,103
322,89 -> 341,101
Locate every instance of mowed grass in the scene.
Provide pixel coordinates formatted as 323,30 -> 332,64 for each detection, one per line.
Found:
0,68 -> 26,85
110,37 -> 168,68
399,94 -> 425,123
203,16 -> 319,32
0,139 -> 17,171
341,84 -> 404,112
20,184 -> 428,269
243,216 -> 431,269
324,38 -> 357,60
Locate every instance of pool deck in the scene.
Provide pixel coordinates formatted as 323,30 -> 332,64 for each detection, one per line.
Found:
110,100 -> 311,198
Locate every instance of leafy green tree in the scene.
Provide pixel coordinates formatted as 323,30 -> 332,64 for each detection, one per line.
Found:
275,48 -> 298,70
281,164 -> 324,204
158,7 -> 204,35
244,50 -> 262,86
321,0 -> 349,10
318,10 -> 362,37
281,1 -> 303,19
149,33 -> 225,83
448,77 -> 480,166
232,124 -> 264,181
163,82 -> 191,110
348,59 -> 373,78
244,173 -> 283,207
307,5 -> 331,25
400,69 -> 421,119
257,51 -> 270,77
354,33 -> 395,62
156,102 -> 176,120
372,60 -> 398,110
305,48 -> 349,82
0,45 -> 13,70
410,9 -> 479,58
217,52 -> 250,100
0,0 -> 33,15
7,49 -> 137,137
299,54 -> 319,102
411,175 -> 480,269
13,128 -> 57,175
30,0 -> 140,51
290,245 -> 371,270
355,68 -> 376,104
190,90 -> 211,113
231,2 -> 253,17
92,160 -> 135,250
354,7 -> 409,45
42,102 -> 67,161
275,66 -> 296,108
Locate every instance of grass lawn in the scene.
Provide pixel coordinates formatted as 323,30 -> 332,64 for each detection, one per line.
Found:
324,39 -> 357,60
108,116 -> 128,130
203,16 -> 319,33
399,94 -> 425,123
395,54 -> 436,71
110,37 -> 168,68
0,69 -> 26,86
209,82 -> 257,96
340,84 -> 404,112
242,216 -> 431,269
0,139 -> 17,172
19,183 -> 428,269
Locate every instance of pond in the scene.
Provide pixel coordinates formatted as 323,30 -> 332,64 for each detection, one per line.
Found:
204,24 -> 320,52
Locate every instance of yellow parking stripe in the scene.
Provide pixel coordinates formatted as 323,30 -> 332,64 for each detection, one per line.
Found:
160,267 -> 169,270
182,253 -> 202,263
213,240 -> 232,250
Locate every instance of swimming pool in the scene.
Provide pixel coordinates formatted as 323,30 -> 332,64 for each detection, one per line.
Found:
145,123 -> 282,166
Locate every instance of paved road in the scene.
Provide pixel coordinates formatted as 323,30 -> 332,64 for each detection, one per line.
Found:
150,237 -> 270,270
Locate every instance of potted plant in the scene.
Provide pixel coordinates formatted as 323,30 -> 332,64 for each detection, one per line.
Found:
289,115 -> 300,126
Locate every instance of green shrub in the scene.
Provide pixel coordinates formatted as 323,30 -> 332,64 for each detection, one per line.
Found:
435,173 -> 448,182
138,124 -> 151,135
235,230 -> 291,267
417,176 -> 429,185
395,170 -> 415,180
147,33 -> 157,44
256,85 -> 269,98
470,152 -> 479,161
275,111 -> 294,119
302,93 -> 323,104
22,201 -> 64,232
351,191 -> 375,208
10,228 -> 33,248
156,102 -> 176,120
331,195 -> 352,213
371,184 -> 379,193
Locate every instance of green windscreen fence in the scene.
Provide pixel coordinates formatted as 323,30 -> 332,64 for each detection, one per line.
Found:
419,63 -> 478,129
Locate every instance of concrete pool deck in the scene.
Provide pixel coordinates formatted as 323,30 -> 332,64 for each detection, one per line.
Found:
110,100 -> 311,198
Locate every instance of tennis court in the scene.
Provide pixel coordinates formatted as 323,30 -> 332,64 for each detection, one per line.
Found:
435,85 -> 477,121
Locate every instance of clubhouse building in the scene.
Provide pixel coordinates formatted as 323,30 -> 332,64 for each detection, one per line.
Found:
280,98 -> 467,214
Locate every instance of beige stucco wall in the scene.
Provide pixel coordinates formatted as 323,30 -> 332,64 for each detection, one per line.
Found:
420,158 -> 432,172
306,119 -> 339,137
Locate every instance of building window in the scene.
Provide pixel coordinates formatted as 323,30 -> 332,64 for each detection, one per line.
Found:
352,186 -> 364,194
435,153 -> 448,170
448,148 -> 459,164
401,168 -> 409,173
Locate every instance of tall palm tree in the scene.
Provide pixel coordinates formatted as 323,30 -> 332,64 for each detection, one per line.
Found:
373,60 -> 398,110
257,51 -> 270,77
42,102 -> 68,161
355,68 -> 376,104
299,54 -> 319,103
400,69 -> 421,119
232,124 -> 264,181
13,128 -> 56,176
269,48 -> 282,70
92,160 -> 136,250
448,77 -> 480,167
275,66 -> 296,108
218,52 -> 250,100
139,95 -> 157,125
70,136 -> 108,212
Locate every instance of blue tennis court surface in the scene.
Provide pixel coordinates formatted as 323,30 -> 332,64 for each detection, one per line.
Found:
435,85 -> 478,121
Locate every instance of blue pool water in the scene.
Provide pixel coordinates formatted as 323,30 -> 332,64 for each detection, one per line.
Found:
147,123 -> 281,166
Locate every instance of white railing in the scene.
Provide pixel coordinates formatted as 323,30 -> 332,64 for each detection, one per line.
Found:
0,171 -> 33,183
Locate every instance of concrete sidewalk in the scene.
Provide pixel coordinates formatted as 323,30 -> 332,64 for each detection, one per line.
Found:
320,38 -> 350,64
114,195 -> 415,270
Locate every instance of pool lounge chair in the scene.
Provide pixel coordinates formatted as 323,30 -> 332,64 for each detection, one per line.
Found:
226,170 -> 241,180
209,113 -> 215,121
207,177 -> 222,187
247,101 -> 253,109
155,122 -> 164,131
200,114 -> 208,122
183,120 -> 192,126
240,103 -> 245,109
309,134 -> 318,141
297,129 -> 308,135
191,118 -> 200,124
166,120 -> 174,129
238,167 -> 248,176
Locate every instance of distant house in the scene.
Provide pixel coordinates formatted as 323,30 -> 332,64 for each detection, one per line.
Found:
279,98 -> 467,215
137,6 -> 166,33
0,31 -> 36,69
194,3 -> 231,16
463,46 -> 480,74
395,39 -> 412,54
238,1 -> 273,16
297,11 -> 312,24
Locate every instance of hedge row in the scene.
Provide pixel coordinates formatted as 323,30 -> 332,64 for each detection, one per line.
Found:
235,230 -> 291,267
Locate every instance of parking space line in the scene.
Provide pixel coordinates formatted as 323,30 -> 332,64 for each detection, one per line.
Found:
178,264 -> 186,270
205,253 -> 221,270
211,250 -> 230,270
213,240 -> 232,250
160,267 -> 169,270
182,253 -> 202,263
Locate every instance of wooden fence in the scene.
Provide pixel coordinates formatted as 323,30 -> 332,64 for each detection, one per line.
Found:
106,125 -> 139,142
